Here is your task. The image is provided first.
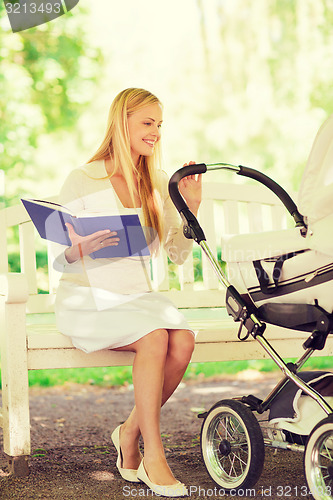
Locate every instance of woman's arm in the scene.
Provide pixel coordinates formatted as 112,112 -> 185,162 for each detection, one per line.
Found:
178,162 -> 202,216
51,168 -> 118,267
162,163 -> 202,265
64,223 -> 119,263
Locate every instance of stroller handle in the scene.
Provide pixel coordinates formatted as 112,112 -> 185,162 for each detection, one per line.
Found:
237,165 -> 305,228
169,162 -> 306,228
168,163 -> 207,243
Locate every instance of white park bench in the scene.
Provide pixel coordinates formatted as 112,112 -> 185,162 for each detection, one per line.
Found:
1,179 -> 333,476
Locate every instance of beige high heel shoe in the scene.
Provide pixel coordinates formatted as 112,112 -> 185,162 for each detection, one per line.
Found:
137,459 -> 188,497
111,425 -> 140,483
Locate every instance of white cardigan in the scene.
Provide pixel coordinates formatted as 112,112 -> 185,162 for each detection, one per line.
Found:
51,160 -> 193,294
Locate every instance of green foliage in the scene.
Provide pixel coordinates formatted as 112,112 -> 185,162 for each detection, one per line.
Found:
8,249 -> 49,292
0,3 -> 103,202
9,249 -> 47,271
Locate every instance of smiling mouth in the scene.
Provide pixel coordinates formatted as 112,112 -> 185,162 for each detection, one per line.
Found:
143,139 -> 155,147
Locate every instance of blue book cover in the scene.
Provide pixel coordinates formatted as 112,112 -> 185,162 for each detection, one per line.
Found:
21,199 -> 150,259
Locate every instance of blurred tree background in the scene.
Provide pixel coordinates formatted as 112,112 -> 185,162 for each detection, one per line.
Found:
193,0 -> 333,188
1,0 -> 333,201
0,1 -> 103,202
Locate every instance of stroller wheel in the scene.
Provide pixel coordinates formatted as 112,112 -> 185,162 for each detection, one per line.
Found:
200,399 -> 264,492
304,414 -> 333,500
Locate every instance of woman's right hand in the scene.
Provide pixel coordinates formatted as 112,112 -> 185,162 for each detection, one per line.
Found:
64,223 -> 120,263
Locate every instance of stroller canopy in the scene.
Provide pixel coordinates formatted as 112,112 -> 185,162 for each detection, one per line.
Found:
298,114 -> 333,256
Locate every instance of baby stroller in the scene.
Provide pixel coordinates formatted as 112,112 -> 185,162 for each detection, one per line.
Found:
168,114 -> 333,500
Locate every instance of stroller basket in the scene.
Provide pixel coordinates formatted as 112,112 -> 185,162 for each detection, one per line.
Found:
169,158 -> 333,499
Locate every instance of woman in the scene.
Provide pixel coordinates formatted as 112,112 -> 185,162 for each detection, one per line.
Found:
54,88 -> 202,497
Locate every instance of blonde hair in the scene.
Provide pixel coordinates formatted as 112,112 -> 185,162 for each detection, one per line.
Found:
88,88 -> 163,243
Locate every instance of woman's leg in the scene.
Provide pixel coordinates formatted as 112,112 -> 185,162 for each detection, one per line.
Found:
114,329 -> 195,484
162,329 -> 195,404
114,328 -> 174,485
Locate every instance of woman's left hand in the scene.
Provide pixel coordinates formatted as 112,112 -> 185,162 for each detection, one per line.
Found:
179,161 -> 202,215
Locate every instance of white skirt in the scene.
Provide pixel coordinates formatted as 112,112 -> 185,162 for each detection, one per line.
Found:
55,281 -> 193,353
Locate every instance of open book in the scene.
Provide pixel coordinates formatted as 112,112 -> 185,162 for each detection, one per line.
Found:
21,198 -> 150,259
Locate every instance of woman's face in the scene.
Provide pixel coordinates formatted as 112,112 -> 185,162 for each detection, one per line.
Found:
127,103 -> 163,164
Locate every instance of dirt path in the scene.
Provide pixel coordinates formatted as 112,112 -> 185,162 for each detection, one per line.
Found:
0,372 -> 314,499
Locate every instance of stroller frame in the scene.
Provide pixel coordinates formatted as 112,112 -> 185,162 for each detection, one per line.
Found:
169,162 -> 333,498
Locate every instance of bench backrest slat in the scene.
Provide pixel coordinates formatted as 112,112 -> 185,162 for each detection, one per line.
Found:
19,222 -> 38,295
0,209 -> 8,274
200,198 -> 219,290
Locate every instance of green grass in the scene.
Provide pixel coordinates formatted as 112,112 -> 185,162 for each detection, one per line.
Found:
0,357 -> 331,389
184,356 -> 333,381
26,366 -> 134,388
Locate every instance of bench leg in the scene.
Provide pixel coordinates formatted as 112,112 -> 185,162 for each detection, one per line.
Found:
6,454 -> 29,477
0,301 -> 31,459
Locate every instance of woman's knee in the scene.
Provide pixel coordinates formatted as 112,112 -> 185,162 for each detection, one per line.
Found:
168,330 -> 195,366
136,328 -> 169,359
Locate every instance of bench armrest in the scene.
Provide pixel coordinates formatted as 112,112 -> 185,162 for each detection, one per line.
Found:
0,273 -> 29,304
